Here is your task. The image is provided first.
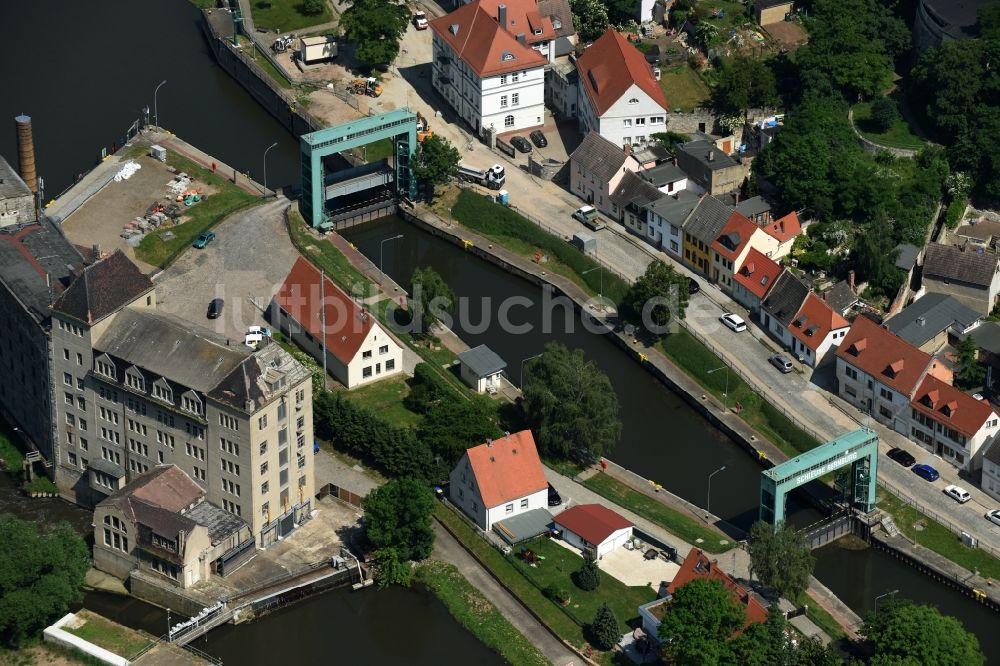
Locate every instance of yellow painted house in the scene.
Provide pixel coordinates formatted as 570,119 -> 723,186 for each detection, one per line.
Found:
682,196 -> 733,276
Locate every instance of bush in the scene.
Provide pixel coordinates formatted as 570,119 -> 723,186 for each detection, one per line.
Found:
301,0 -> 325,15
589,602 -> 620,651
945,198 -> 967,229
870,96 -> 900,133
573,554 -> 601,591
544,584 -> 571,605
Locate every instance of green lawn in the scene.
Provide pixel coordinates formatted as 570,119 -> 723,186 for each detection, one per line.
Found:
0,417 -> 26,475
249,45 -> 292,89
852,102 -> 925,150
287,208 -> 377,298
700,0 -> 751,30
414,561 -> 550,666
877,492 -> 1000,580
582,473 -> 733,553
659,329 -> 822,459
135,153 -> 260,268
364,138 -> 395,163
449,190 -> 630,304
249,0 -> 333,32
510,536 -> 657,631
336,375 -> 422,428
659,64 -> 711,112
64,612 -> 153,659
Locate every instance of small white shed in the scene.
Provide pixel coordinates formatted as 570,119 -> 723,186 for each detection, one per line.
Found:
553,504 -> 634,559
457,345 -> 507,394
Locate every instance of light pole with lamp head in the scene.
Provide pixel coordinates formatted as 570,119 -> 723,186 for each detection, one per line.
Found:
520,352 -> 544,386
581,265 -> 604,308
379,234 -> 404,281
707,365 -> 730,410
707,464 -> 726,517
263,141 -> 278,198
154,80 -> 167,130
874,589 -> 899,616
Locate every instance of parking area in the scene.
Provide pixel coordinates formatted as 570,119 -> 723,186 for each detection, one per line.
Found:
598,546 -> 680,591
60,154 -> 217,274
153,197 -> 299,343
497,113 -> 581,166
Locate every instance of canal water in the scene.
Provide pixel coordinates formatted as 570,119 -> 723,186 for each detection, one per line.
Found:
3,0 -> 997,660
344,217 -> 1000,660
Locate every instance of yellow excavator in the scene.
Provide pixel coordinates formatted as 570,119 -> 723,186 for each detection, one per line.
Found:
349,77 -> 383,97
416,112 -> 433,142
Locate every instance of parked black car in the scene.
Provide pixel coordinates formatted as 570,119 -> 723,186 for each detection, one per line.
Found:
547,483 -> 562,506
511,135 -> 532,153
529,130 -> 548,148
688,277 -> 700,295
886,447 -> 916,467
207,298 -> 225,319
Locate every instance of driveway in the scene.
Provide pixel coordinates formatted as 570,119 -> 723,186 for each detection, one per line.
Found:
154,197 -> 298,343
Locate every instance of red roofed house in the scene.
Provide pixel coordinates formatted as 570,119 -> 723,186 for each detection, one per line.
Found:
431,0 -> 552,135
783,293 -> 851,367
576,29 -> 668,149
759,211 -> 802,260
709,211 -> 768,292
553,504 -> 633,559
836,316 -> 953,436
732,248 -> 783,316
450,430 -> 549,530
272,257 -> 402,389
910,374 -> 999,470
639,548 -> 767,641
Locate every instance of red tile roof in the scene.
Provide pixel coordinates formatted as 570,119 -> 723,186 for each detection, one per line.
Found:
576,29 -> 668,117
475,0 -> 556,44
762,211 -> 801,243
667,548 -> 768,628
836,316 -> 933,396
711,211 -> 759,262
912,375 -> 997,438
554,504 -> 633,546
431,0 -> 548,78
466,430 -> 547,508
734,248 -> 782,299
274,256 -> 376,365
788,293 -> 849,352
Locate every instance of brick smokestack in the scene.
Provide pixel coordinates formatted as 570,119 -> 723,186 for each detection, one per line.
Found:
15,114 -> 37,193
849,270 -> 855,292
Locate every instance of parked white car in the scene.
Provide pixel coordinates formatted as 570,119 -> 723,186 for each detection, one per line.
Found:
244,326 -> 271,349
986,509 -> 1000,527
719,313 -> 747,332
944,485 -> 971,504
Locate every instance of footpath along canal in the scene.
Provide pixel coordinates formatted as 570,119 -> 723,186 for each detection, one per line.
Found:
345,215 -> 1000,660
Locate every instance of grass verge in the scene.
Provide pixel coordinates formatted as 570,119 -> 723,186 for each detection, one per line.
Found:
659,329 -> 822,458
0,418 -> 25,475
1,641 -> 110,666
877,492 -> 1000,580
135,152 -> 260,268
336,375 -> 422,428
64,612 -> 153,659
414,561 -> 550,666
249,0 -> 333,32
23,476 -> 58,494
286,208 -> 378,298
581,472 -> 733,553
852,102 -> 925,151
798,593 -> 846,641
449,190 -> 630,304
249,46 -> 292,89
658,64 -> 711,112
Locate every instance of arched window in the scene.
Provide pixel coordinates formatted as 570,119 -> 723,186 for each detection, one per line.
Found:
504,115 -> 514,128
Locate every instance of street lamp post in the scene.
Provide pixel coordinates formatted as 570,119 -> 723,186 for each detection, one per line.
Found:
379,234 -> 404,280
873,589 -> 899,617
153,80 -> 167,130
263,141 -> 278,198
520,353 -> 544,386
706,465 -> 726,517
582,266 -> 604,306
707,365 -> 730,410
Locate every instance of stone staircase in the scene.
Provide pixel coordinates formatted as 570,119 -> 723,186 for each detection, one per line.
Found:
880,514 -> 900,538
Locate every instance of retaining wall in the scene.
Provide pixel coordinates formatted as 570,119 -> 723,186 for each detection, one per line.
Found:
130,571 -> 215,616
44,614 -> 130,666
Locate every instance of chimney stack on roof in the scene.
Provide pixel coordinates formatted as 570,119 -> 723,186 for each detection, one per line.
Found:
498,4 -> 507,30
848,270 -> 856,292
15,114 -> 37,193
707,150 -> 715,162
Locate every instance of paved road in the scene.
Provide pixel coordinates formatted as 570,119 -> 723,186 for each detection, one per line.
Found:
431,522 -> 578,666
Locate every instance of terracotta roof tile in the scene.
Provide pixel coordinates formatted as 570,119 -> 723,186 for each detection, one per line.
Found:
274,256 -> 376,366
668,548 -> 768,628
762,210 -> 801,243
734,248 -> 782,299
466,430 -> 547,508
52,249 -> 153,324
711,211 -> 759,262
431,0 -> 547,78
911,375 -> 997,438
576,29 -> 668,117
788,293 -> 850,352
836,316 -> 934,395
554,504 -> 632,545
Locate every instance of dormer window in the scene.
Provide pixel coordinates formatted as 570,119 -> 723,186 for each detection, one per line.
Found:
95,354 -> 116,379
806,325 -> 819,337
125,367 -> 145,392
553,18 -> 562,29
628,98 -> 639,104
849,338 -> 867,356
152,378 -> 173,404
501,51 -> 514,61
942,402 -> 958,417
182,391 -> 202,416
533,28 -> 543,35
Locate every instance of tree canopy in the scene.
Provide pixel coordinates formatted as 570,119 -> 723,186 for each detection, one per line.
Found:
862,600 -> 985,666
417,396 -> 502,475
521,342 -> 620,464
569,0 -> 609,42
657,578 -> 746,665
954,336 -> 986,390
589,601 -> 620,651
0,515 -> 89,647
619,260 -> 689,340
712,56 -> 778,118
412,135 -> 460,201
340,0 -> 410,68
362,478 -> 436,563
410,266 -> 456,330
747,521 -> 814,600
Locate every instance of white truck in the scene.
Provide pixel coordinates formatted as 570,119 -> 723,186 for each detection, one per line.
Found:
457,163 -> 506,190
299,35 -> 338,64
